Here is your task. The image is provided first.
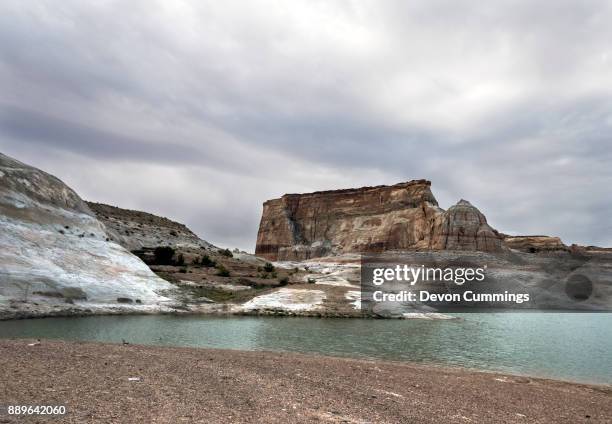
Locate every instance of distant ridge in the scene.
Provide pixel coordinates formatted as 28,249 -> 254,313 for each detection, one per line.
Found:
87,202 -> 215,251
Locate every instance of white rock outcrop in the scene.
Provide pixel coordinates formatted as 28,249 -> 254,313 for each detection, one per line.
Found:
0,152 -> 174,318
241,288 -> 326,312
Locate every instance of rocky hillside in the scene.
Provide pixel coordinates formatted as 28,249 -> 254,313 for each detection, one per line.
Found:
87,202 -> 215,251
0,152 -> 175,319
255,181 -> 504,261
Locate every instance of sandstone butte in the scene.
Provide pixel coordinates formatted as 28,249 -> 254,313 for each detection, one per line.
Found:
255,180 -> 511,261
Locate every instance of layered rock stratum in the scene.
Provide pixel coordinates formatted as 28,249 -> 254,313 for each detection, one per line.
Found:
0,152 -> 174,318
255,181 -> 504,260
502,235 -> 569,253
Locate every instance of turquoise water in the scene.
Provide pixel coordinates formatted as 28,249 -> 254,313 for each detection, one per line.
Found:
0,313 -> 610,385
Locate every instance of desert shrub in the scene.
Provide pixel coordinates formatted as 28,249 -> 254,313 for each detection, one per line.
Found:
201,255 -> 216,267
263,262 -> 275,273
179,268 -> 187,273
216,264 -> 230,277
154,246 -> 175,265
307,278 -> 316,284
117,297 -> 133,304
219,248 -> 233,258
278,277 -> 289,286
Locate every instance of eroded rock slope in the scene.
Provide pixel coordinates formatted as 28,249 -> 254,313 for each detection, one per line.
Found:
0,152 -> 174,318
87,202 -> 215,251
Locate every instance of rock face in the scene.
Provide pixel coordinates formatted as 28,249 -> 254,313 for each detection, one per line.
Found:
87,202 -> 214,251
0,152 -> 173,318
430,200 -> 504,252
255,181 -> 505,261
502,235 -> 569,253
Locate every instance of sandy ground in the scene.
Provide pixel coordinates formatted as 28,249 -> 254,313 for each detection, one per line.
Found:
0,340 -> 610,424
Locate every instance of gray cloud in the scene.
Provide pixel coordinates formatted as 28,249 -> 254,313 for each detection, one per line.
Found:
1,0 -> 611,250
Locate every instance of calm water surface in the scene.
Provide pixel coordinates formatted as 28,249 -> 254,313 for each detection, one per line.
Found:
0,313 -> 610,384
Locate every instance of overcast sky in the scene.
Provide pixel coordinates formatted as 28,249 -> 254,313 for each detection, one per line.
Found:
1,0 -> 611,251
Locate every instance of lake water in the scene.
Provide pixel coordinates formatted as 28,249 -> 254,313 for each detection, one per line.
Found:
1,313 -> 610,385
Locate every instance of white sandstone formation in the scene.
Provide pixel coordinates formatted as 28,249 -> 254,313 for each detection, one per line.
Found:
0,152 -> 175,319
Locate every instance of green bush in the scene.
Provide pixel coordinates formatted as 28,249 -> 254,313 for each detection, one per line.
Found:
153,246 -> 175,265
201,255 -> 216,267
263,262 -> 275,273
278,277 -> 289,286
216,264 -> 230,277
219,248 -> 233,258
307,278 -> 316,284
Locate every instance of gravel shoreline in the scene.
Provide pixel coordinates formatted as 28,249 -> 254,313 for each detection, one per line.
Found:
0,339 -> 610,423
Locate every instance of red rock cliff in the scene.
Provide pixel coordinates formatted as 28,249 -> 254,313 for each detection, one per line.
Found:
255,180 -> 505,260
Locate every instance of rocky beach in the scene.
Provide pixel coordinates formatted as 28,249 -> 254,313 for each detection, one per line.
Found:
1,339 -> 610,424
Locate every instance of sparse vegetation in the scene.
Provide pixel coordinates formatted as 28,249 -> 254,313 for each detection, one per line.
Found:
307,278 -> 316,284
200,255 -> 216,267
278,277 -> 289,286
116,297 -> 133,304
153,246 -> 175,265
263,262 -> 275,273
216,264 -> 230,277
219,248 -> 233,258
